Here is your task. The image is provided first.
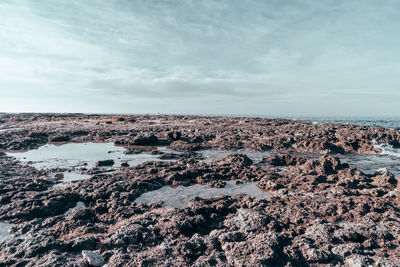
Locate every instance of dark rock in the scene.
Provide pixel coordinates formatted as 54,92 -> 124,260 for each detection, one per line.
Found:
167,131 -> 182,141
217,154 -> 253,167
50,135 -> 70,142
1,114 -> 400,266
132,135 -> 158,146
96,160 -> 115,167
124,148 -> 144,155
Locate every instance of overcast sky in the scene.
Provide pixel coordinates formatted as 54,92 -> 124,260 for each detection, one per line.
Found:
1,0 -> 400,117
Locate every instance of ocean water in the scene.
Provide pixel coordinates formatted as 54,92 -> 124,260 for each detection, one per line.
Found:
293,118 -> 400,175
295,117 -> 400,130
289,117 -> 400,176
214,114 -> 400,130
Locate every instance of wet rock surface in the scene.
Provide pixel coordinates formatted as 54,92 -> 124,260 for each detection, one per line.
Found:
1,114 -> 400,266
96,160 -> 115,167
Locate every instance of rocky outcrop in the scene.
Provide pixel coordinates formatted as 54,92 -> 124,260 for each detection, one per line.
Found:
1,113 -> 398,154
0,114 -> 400,265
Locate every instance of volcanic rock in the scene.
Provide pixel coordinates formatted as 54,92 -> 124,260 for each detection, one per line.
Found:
82,250 -> 104,266
96,160 -> 115,167
0,114 -> 400,266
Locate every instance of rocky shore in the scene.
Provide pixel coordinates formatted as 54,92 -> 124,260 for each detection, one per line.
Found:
1,114 -> 400,266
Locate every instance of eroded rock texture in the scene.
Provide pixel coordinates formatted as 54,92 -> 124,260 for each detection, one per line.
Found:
0,114 -> 400,266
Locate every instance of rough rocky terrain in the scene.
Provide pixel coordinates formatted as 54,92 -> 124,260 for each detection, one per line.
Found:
1,113 -> 400,266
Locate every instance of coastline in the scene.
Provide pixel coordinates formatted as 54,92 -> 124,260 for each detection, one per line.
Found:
1,113 -> 400,266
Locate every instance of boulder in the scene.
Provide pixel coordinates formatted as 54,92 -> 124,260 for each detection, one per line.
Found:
82,250 -> 104,266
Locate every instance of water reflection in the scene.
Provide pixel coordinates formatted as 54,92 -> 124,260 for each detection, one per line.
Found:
0,223 -> 13,241
198,148 -> 274,163
7,143 -> 175,186
338,154 -> 400,176
64,201 -> 86,216
135,180 -> 269,208
7,142 -> 167,170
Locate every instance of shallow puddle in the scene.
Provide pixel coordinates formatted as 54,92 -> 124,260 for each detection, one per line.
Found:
337,141 -> 400,176
9,141 -> 400,196
7,142 -> 168,170
199,146 -> 400,176
135,181 -> 269,208
338,154 -> 400,176
198,148 -> 320,164
0,223 -> 13,241
64,201 -> 86,216
62,172 -> 92,183
198,148 -> 274,163
7,143 -> 176,185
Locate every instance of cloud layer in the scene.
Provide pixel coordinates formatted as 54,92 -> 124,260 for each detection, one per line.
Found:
1,0 -> 400,116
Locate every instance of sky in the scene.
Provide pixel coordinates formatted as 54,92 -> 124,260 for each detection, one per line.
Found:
1,0 -> 400,117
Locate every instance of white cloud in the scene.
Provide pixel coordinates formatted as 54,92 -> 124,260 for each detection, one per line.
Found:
1,0 -> 400,116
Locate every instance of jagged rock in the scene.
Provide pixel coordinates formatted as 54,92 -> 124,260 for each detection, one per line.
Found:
0,114 -> 400,266
216,154 -> 253,167
224,209 -> 271,233
82,250 -> 104,266
262,154 -> 306,166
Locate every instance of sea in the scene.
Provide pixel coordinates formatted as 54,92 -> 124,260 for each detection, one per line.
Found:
287,117 -> 400,177
294,117 -> 400,130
